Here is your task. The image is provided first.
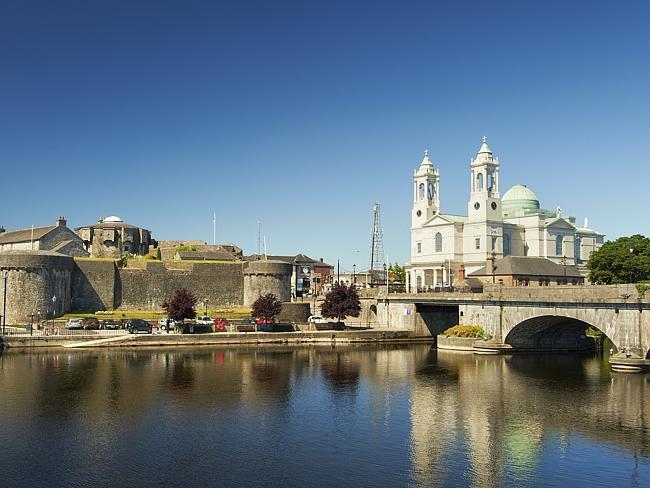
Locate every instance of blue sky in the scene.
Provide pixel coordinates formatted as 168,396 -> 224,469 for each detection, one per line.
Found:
1,0 -> 648,271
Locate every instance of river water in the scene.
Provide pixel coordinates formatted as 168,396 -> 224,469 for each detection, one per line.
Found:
0,345 -> 648,487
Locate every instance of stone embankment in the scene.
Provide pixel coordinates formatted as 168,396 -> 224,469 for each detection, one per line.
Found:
0,329 -> 424,349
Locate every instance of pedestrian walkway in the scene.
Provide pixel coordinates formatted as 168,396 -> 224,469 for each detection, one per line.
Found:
63,334 -> 136,348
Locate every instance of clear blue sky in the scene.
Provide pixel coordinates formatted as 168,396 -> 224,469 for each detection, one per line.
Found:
1,0 -> 648,271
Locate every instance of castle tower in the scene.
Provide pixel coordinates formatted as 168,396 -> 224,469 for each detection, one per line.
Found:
412,150 -> 440,228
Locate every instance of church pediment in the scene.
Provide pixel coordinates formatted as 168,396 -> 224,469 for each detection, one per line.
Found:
423,214 -> 466,227
544,217 -> 576,231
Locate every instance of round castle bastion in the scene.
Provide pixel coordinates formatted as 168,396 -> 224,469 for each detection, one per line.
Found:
243,260 -> 293,307
0,251 -> 75,325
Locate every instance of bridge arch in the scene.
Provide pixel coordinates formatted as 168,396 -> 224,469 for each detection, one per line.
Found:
504,315 -> 610,352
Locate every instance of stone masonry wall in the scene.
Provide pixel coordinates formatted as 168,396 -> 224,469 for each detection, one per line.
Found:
117,261 -> 244,310
71,259 -> 118,311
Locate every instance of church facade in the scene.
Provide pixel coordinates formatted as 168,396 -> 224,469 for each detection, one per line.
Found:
405,138 -> 604,292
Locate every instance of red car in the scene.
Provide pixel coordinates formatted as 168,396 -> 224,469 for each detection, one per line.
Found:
214,318 -> 229,331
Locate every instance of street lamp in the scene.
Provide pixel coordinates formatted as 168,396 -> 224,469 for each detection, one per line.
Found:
30,313 -> 34,336
353,264 -> 356,286
52,295 -> 57,329
2,270 -> 8,336
629,247 -> 634,284
337,259 -> 340,284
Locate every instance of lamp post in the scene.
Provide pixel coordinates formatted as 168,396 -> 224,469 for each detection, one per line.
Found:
52,294 -> 57,329
2,270 -> 8,336
337,259 -> 340,284
629,247 -> 634,284
204,298 -> 208,316
30,313 -> 34,336
353,264 -> 356,286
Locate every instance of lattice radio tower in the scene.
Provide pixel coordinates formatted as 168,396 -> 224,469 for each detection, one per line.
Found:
369,203 -> 386,281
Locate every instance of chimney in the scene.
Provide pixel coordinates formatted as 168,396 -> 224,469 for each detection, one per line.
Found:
457,264 -> 466,282
56,216 -> 66,227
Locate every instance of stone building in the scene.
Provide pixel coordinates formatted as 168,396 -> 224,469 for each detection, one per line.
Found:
75,216 -> 155,258
406,139 -> 605,292
466,256 -> 584,287
0,217 -> 88,257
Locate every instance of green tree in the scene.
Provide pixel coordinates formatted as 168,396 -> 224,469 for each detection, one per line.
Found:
389,262 -> 406,283
321,283 -> 361,322
587,234 -> 650,284
251,294 -> 283,323
162,288 -> 198,321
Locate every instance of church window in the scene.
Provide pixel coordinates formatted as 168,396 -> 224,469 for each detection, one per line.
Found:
428,182 -> 434,200
435,232 -> 443,252
503,233 -> 511,256
487,172 -> 494,192
418,183 -> 425,200
417,242 -> 422,254
555,235 -> 564,256
475,237 -> 481,250
477,173 -> 484,191
575,237 -> 581,263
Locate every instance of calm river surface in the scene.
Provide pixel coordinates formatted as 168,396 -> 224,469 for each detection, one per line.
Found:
0,344 -> 648,487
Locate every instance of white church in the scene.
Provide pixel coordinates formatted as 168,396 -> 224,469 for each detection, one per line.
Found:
405,138 -> 604,292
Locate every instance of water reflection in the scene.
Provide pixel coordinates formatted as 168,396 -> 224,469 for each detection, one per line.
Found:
0,345 -> 648,487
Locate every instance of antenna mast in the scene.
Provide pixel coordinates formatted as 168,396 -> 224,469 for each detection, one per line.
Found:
257,220 -> 262,255
369,203 -> 386,282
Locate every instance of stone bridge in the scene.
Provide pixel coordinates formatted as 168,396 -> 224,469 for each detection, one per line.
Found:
377,284 -> 650,359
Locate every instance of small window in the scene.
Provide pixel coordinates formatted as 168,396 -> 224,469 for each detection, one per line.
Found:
435,233 -> 443,253
556,235 -> 563,256
477,173 -> 484,191
418,183 -> 425,200
503,233 -> 511,256
475,237 -> 480,250
417,242 -> 422,254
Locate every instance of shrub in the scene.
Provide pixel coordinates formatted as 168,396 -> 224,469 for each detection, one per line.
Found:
321,283 -> 361,322
443,325 -> 491,340
251,294 -> 283,323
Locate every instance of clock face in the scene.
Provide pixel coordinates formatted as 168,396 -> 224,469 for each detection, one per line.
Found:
302,267 -> 310,274
491,202 -> 497,210
474,202 -> 480,210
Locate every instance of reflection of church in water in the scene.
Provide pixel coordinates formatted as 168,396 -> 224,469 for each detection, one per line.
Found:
406,138 -> 604,291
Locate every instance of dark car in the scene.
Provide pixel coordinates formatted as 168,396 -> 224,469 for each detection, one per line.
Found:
128,319 -> 152,334
82,318 -> 100,330
178,322 -> 213,334
102,319 -> 121,330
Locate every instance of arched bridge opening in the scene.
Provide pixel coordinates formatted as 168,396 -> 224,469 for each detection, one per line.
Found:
415,303 -> 459,338
505,316 -> 612,352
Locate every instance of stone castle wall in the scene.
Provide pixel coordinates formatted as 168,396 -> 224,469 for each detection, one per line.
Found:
0,252 -> 295,324
117,261 -> 244,310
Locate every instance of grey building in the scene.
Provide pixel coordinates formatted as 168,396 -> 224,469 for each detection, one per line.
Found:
75,216 -> 155,258
0,217 -> 88,257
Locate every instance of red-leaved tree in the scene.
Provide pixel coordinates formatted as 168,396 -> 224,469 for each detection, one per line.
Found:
321,283 -> 361,322
251,294 -> 283,323
162,288 -> 198,321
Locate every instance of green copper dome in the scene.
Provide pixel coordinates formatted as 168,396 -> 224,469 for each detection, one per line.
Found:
502,184 -> 540,218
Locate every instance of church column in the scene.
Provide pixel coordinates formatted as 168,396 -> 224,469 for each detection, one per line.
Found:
442,266 -> 447,287
433,269 -> 438,287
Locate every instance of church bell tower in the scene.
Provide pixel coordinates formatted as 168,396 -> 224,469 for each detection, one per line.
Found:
412,150 -> 440,228
467,137 -> 502,222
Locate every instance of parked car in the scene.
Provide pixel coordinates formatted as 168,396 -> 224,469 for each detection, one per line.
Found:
127,319 -> 152,334
196,316 -> 213,325
308,315 -> 327,324
65,318 -> 83,329
82,318 -> 100,330
214,318 -> 229,331
102,319 -> 121,330
240,317 -> 256,325
158,318 -> 181,331
178,322 -> 213,334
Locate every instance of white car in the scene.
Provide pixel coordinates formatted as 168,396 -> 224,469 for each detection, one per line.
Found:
158,318 -> 180,331
308,315 -> 327,324
65,318 -> 83,329
196,316 -> 213,325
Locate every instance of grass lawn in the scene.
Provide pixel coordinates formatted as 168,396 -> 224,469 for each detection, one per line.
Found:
60,307 -> 252,320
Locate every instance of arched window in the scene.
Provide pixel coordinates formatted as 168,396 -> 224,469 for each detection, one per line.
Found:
487,172 -> 494,192
477,173 -> 484,191
428,182 -> 434,201
503,233 -> 511,256
418,182 -> 425,200
556,235 -> 564,256
575,237 -> 581,263
435,232 -> 443,252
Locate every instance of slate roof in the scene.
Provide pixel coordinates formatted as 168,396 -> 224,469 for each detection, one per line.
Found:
0,225 -> 56,245
247,254 -> 333,268
176,248 -> 239,261
469,256 -> 582,278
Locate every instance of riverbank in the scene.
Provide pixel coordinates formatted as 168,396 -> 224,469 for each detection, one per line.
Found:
0,328 -> 428,349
